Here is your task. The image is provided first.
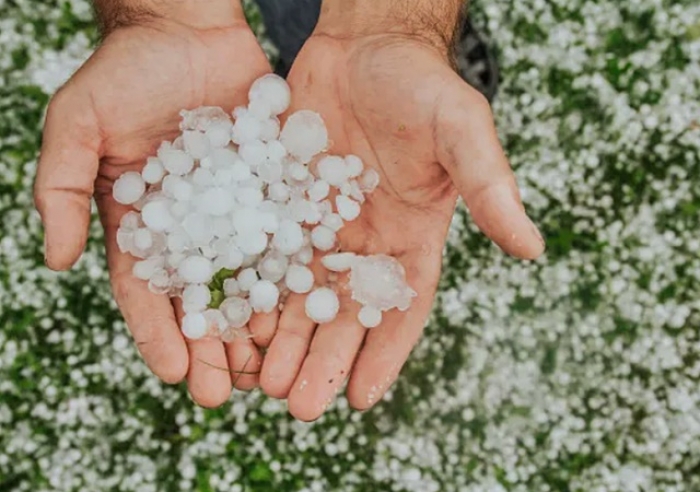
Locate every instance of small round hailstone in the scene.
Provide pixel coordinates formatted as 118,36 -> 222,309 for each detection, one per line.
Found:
249,74 -> 291,116
142,157 -> 165,184
358,305 -> 382,328
305,288 -> 340,324
141,200 -> 175,232
285,265 -> 314,294
113,172 -> 146,205
311,225 -> 336,251
148,269 -> 172,295
231,161 -> 252,181
308,180 -> 330,202
317,156 -> 349,186
260,118 -> 281,142
239,140 -> 267,167
280,110 -> 328,162
289,162 -> 309,181
171,178 -> 194,202
204,309 -> 228,333
345,155 -> 364,178
249,280 -> 280,313
198,187 -> 234,216
268,182 -> 290,202
237,188 -> 264,207
223,278 -> 240,296
183,130 -> 211,159
305,202 -> 323,225
321,252 -> 357,272
273,220 -> 305,255
220,297 -> 252,329
237,230 -> 268,256
259,252 -> 289,283
248,98 -> 273,120
182,284 -> 211,313
266,140 -> 287,162
206,121 -> 233,148
359,168 -> 380,192
237,268 -> 259,292
232,113 -> 263,144
133,228 -> 153,251
182,313 -> 208,340
209,147 -> 238,169
133,257 -> 163,281
182,213 -> 214,245
159,147 -> 195,176
336,195 -> 361,221
178,256 -> 214,284
293,244 -> 314,265
120,211 -> 140,230
116,230 -> 134,254
321,213 -> 344,232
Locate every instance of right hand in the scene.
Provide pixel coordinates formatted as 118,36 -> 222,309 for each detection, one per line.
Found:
34,3 -> 271,407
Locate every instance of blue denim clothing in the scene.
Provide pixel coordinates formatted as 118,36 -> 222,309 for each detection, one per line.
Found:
255,0 -> 322,72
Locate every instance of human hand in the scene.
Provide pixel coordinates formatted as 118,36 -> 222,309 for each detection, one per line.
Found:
34,0 -> 271,407
255,0 -> 545,420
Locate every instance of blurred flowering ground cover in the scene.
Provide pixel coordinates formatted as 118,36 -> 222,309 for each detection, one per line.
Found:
1,0 -> 700,491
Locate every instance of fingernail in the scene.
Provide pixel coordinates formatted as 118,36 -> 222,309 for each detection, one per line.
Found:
530,221 -> 545,248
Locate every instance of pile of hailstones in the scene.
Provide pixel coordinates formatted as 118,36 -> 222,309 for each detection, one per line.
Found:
113,74 -> 416,341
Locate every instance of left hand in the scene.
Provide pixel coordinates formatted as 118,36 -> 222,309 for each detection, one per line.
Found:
253,30 -> 545,420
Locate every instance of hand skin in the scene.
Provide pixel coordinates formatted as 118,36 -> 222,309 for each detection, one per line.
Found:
253,0 -> 546,421
34,0 -> 271,408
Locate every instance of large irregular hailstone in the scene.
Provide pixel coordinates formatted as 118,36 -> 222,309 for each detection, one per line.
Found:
112,74 -> 417,342
348,255 -> 417,312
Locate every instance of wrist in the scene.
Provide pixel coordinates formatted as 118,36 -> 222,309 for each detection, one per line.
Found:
314,0 -> 464,51
94,0 -> 246,34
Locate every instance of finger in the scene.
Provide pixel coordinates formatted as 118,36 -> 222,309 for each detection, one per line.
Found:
99,197 -> 189,384
436,78 -> 545,260
249,309 -> 279,348
35,86 -> 101,270
346,252 -> 440,410
259,293 -> 316,399
173,301 -> 233,408
287,289 -> 367,422
224,329 -> 263,391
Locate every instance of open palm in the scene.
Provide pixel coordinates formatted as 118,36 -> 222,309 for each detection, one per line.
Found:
256,34 -> 545,421
35,19 -> 271,407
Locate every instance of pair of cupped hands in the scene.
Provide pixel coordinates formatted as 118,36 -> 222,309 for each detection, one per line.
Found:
34,0 -> 544,421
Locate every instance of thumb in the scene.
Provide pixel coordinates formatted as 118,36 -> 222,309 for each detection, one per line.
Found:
436,79 -> 545,260
34,85 -> 101,270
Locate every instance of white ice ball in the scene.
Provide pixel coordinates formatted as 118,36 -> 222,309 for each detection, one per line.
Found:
182,284 -> 211,313
345,155 -> 364,178
317,156 -> 349,186
237,267 -> 259,291
183,130 -> 211,159
308,180 -> 330,202
280,110 -> 328,163
237,230 -> 268,256
321,252 -> 357,272
142,157 -> 166,184
113,171 -> 146,205
305,288 -> 340,324
177,256 -> 214,284
182,312 -> 208,340
273,220 -> 305,255
220,297 -> 252,329
336,195 -> 361,221
159,147 -> 195,176
249,280 -> 280,313
141,200 -> 175,232
232,113 -> 263,144
285,265 -> 314,294
311,225 -> 336,251
358,305 -> 382,328
249,74 -> 291,116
